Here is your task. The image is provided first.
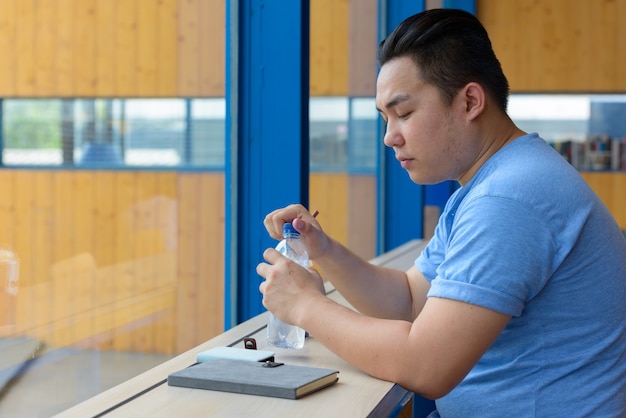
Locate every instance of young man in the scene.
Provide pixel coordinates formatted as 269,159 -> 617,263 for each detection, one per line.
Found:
257,9 -> 626,417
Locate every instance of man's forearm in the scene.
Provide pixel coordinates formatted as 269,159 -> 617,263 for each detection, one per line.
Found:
313,237 -> 415,320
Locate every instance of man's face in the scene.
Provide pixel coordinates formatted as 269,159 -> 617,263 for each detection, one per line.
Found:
375,56 -> 470,185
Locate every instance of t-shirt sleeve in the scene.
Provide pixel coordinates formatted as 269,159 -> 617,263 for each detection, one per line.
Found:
416,195 -> 557,317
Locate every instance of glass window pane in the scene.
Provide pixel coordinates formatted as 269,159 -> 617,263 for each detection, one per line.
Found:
509,94 -> 626,170
1,99 -> 226,169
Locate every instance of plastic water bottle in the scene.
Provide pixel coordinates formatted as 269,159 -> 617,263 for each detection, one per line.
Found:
267,223 -> 308,349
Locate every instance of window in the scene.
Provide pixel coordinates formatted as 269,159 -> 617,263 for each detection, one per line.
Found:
1,98 -> 225,169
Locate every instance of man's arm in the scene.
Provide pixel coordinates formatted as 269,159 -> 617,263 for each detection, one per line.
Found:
314,235 -> 430,321
258,246 -> 510,399
297,293 -> 510,399
262,204 -> 430,321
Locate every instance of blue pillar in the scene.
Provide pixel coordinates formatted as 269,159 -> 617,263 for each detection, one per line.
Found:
377,1 -> 426,254
443,0 -> 475,14
225,0 -> 310,327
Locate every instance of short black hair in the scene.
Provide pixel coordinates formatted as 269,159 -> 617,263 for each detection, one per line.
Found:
377,9 -> 510,112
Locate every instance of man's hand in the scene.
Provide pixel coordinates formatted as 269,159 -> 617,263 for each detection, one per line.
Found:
257,248 -> 326,325
263,204 -> 330,261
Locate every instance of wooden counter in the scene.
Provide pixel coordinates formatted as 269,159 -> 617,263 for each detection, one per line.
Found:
54,239 -> 426,418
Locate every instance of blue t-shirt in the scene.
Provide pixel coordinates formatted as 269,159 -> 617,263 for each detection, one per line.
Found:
416,133 -> 626,417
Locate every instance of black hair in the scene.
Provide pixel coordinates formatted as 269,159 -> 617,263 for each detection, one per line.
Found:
377,9 -> 510,111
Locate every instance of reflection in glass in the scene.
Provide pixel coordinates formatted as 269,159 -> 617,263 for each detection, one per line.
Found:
509,94 -> 626,171
1,99 -> 226,169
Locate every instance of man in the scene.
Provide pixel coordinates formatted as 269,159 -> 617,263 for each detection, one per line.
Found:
257,9 -> 626,417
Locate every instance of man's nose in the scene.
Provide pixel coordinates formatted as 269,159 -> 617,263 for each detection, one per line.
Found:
383,120 -> 402,147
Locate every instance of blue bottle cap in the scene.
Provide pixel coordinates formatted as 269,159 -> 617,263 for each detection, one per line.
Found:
282,223 -> 300,236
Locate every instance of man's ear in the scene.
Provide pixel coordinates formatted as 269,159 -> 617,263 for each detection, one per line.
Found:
462,82 -> 485,121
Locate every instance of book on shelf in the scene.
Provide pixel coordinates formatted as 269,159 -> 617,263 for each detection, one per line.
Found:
549,135 -> 625,171
167,358 -> 339,400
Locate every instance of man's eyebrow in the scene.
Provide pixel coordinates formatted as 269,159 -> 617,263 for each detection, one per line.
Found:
375,94 -> 410,112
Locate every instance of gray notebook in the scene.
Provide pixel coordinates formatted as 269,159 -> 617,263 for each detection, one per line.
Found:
167,358 -> 339,400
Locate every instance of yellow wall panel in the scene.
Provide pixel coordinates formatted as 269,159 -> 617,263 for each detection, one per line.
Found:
115,0 -> 138,96
582,172 -> 626,229
348,0 -> 378,96
157,0 -> 179,96
112,172 -> 137,351
477,0 -> 626,92
75,0 -> 97,95
0,170 -> 223,354
0,170 -> 16,247
132,172 -> 158,352
199,0 -> 225,96
310,0 -> 349,95
152,172 -> 178,354
177,0 -> 201,96
56,0 -> 76,96
34,0 -> 56,95
15,0 -> 35,96
136,0 -> 159,96
0,0 -> 16,95
95,0 -> 117,96
175,173 -> 200,351
197,174 -> 225,336
309,173 -> 350,245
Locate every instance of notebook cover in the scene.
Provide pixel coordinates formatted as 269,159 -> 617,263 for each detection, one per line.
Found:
167,358 -> 339,400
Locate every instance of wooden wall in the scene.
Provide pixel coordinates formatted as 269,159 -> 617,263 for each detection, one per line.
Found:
0,0 -> 224,97
581,172 -> 626,229
0,0 -> 378,97
310,0 -> 378,96
0,170 -> 365,354
477,0 -> 626,92
0,171 -> 224,354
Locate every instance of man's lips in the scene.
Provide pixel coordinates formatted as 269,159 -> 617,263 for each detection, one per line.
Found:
397,156 -> 412,168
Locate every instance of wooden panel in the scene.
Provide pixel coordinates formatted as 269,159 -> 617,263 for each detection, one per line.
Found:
93,171 -> 116,349
310,173 -> 377,260
34,0 -> 56,95
309,173 -> 350,245
52,171 -> 77,344
0,170 -> 17,330
95,0 -> 117,96
152,172 -> 178,354
477,0 -> 626,92
29,172 -> 55,344
132,172 -> 159,352
15,0 -> 35,96
177,0 -> 201,96
0,0 -> 16,95
348,0 -> 378,96
157,0 -> 179,96
112,172 -> 137,351
310,0 -> 349,95
0,0 -> 229,97
0,170 -> 224,354
197,174 -> 225,337
199,0 -> 225,96
581,172 -> 626,229
0,170 -> 16,248
75,0 -> 97,95
176,173 -> 200,351
56,0 -> 76,96
115,0 -> 138,96
13,170 -> 35,337
348,175 -> 377,260
136,0 -> 159,95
